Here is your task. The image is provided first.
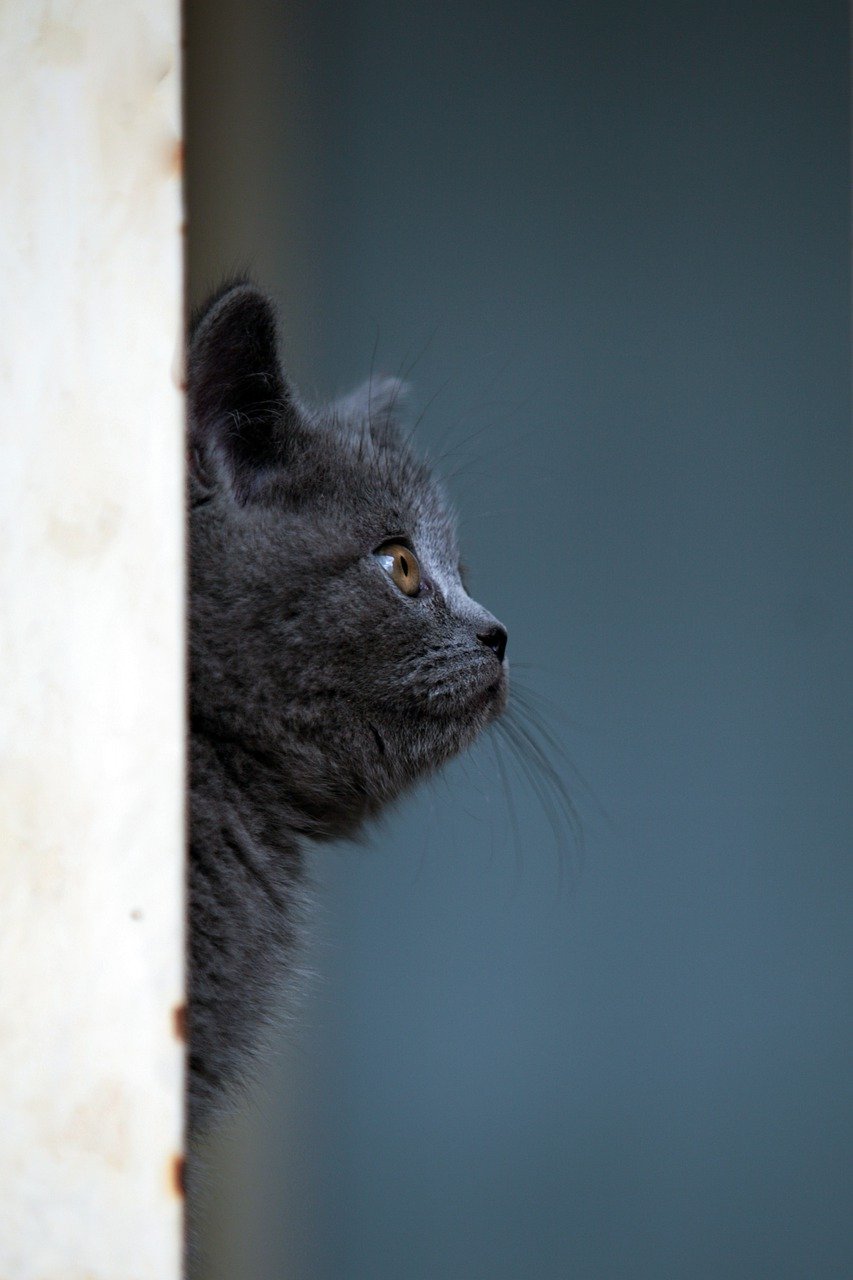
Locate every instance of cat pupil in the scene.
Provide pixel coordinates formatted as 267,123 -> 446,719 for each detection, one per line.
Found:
400,555 -> 409,575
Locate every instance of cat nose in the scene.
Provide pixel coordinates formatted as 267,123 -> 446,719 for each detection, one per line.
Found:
477,624 -> 508,663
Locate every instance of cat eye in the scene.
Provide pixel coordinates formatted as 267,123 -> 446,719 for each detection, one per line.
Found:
374,542 -> 422,596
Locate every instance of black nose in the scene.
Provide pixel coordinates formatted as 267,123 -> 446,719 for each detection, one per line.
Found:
477,624 -> 508,663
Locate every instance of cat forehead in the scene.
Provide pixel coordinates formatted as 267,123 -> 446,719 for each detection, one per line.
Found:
306,416 -> 458,548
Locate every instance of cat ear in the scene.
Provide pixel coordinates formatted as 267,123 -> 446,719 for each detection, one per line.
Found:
188,281 -> 301,499
333,375 -> 409,448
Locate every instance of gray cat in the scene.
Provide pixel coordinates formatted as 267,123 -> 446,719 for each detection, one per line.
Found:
187,281 -> 508,1137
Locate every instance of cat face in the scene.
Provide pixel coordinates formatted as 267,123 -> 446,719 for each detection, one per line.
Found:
188,283 -> 507,836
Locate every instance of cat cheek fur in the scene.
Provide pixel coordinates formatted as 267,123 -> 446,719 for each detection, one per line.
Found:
187,280 -> 507,1137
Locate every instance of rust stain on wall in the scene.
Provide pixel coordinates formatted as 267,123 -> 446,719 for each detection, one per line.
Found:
172,1003 -> 187,1042
165,137 -> 183,178
169,1153 -> 186,1198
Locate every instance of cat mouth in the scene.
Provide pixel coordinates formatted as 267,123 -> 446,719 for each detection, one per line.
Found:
414,656 -> 508,722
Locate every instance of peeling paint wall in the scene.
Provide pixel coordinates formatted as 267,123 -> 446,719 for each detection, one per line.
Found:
0,2 -> 185,1275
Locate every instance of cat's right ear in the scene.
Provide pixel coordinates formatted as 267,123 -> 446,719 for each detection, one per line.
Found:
187,281 -> 302,501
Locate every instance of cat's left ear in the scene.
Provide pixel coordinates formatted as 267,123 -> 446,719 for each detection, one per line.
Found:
333,376 -> 409,448
187,281 -> 302,499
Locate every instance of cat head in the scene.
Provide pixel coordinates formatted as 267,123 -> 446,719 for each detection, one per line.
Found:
188,281 -> 508,838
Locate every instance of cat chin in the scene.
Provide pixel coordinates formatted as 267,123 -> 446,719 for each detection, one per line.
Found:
465,675 -> 508,725
433,678 -> 508,760
428,665 -> 508,726
488,667 -> 510,716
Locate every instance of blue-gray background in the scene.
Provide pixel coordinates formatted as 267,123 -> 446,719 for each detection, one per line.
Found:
186,2 -> 852,1276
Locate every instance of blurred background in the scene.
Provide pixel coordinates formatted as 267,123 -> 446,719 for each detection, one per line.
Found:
185,2 -> 851,1276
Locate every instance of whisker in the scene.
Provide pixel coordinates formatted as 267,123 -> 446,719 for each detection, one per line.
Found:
504,705 -> 584,848
494,715 -> 579,895
508,682 -> 612,826
364,320 -> 381,459
487,724 -> 523,891
396,321 -> 443,387
404,377 -> 454,453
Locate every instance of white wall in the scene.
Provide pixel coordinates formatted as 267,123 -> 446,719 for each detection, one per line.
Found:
0,3 -> 185,1274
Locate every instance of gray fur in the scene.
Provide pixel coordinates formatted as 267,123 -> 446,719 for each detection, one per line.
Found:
188,282 -> 508,1136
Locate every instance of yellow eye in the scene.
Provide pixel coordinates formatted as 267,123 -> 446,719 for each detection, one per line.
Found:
375,542 -> 422,596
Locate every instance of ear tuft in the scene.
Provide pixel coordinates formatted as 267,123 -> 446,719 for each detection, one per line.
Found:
188,281 -> 299,499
